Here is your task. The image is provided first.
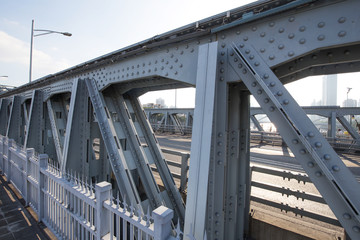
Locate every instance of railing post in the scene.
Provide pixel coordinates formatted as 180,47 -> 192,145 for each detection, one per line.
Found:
153,206 -> 173,240
38,154 -> 48,222
7,139 -> 14,182
95,181 -> 111,240
180,153 -> 189,192
25,148 -> 34,206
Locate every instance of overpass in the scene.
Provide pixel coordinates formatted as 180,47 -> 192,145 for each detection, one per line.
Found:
0,0 -> 360,239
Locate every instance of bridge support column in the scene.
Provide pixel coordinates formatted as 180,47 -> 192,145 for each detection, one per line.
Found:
6,96 -> 23,143
185,42 -> 251,240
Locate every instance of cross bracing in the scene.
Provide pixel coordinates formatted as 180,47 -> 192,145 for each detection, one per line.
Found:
0,0 -> 360,239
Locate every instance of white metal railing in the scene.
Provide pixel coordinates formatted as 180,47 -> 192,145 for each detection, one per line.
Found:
0,135 -> 182,240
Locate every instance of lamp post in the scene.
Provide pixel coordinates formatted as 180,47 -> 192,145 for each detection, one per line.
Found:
29,19 -> 72,83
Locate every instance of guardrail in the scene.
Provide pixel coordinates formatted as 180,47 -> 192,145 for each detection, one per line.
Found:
250,165 -> 341,227
0,135 -> 183,240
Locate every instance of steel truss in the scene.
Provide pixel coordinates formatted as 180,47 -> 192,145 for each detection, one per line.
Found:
0,0 -> 360,239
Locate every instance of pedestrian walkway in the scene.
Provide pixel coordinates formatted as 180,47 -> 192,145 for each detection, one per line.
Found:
0,174 -> 54,240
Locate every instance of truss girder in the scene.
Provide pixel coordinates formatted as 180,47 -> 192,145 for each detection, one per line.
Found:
6,96 -> 23,144
86,78 -> 143,211
0,99 -> 10,136
103,87 -> 164,211
126,91 -> 185,222
230,43 -> 360,240
24,90 -> 44,152
62,79 -> 90,173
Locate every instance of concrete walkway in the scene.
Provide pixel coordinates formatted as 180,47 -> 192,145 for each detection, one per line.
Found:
0,174 -> 54,240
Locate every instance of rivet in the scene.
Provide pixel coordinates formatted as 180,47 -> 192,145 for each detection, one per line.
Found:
263,74 -> 269,79
270,82 -> 276,87
243,36 -> 248,41
221,35 -> 226,39
218,133 -> 223,137
308,132 -> 315,138
171,54 -> 174,58
317,22 -> 325,28
338,31 -> 346,37
234,58 -> 238,62
289,17 -> 295,22
332,165 -> 340,172
353,226 -> 360,233
278,44 -> 284,49
288,51 -> 295,57
220,77 -> 224,81
221,51 -> 225,56
252,27 -> 257,31
299,38 -> 306,44
220,60 -> 224,64
300,149 -> 306,154
343,213 -> 352,220
217,151 -> 222,156
175,71 -> 178,75
217,160 -> 223,165
292,139 -> 298,144
269,22 -> 275,27
315,142 -> 322,148
252,82 -> 257,87
238,64 -> 243,68
221,43 -> 226,48
344,50 -> 350,55
307,162 -> 314,168
236,31 -> 241,35
338,17 -> 346,24
312,55 -> 317,60
255,62 -> 260,66
324,154 -> 331,160
239,43 -> 244,48
327,52 -> 333,57
264,98 -> 269,103
179,64 -> 183,68
277,91 -> 283,96
260,48 -> 265,53
315,171 -> 322,177
191,48 -> 194,53
269,38 -> 275,43
249,55 -> 254,59
269,107 -> 275,112
317,35 -> 325,41
242,69 -> 247,74
288,33 -> 295,39
220,68 -> 225,73
245,49 -> 250,54
278,28 -> 284,33
260,32 -> 266,37
257,90 -> 262,95
299,26 -> 306,32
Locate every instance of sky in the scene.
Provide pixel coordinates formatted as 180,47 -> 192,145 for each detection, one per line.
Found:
0,0 -> 359,108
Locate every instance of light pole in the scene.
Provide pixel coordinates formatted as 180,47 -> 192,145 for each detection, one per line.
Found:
29,19 -> 72,83
346,87 -> 352,107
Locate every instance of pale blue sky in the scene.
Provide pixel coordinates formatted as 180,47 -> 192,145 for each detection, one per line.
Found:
0,0 -> 359,107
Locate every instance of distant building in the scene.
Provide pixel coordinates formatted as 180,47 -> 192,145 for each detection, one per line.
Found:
322,75 -> 337,106
156,98 -> 166,108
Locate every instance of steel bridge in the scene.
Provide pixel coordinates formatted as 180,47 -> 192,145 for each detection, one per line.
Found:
145,106 -> 360,140
0,0 -> 360,239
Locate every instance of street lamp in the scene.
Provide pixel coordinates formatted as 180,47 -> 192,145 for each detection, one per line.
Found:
29,19 -> 72,83
346,87 -> 352,107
